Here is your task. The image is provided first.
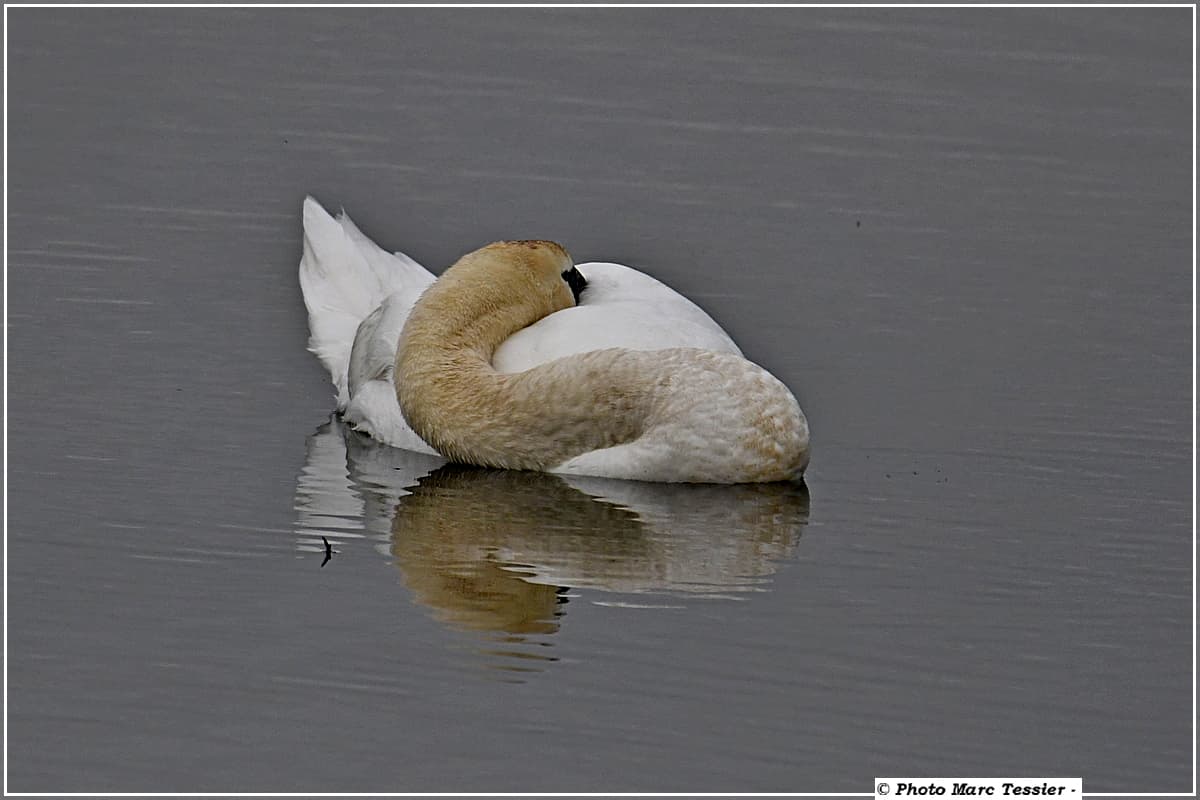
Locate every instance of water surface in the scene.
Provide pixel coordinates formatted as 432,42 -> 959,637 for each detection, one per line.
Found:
6,7 -> 1192,793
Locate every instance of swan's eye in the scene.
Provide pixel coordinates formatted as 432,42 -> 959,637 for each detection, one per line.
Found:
562,266 -> 587,305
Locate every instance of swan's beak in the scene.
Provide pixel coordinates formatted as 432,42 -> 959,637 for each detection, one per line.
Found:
563,266 -> 587,305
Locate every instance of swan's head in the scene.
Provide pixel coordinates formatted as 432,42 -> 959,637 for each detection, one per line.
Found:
398,239 -> 587,361
477,239 -> 587,308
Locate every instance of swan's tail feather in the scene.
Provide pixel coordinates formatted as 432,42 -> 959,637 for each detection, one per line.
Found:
299,196 -> 435,409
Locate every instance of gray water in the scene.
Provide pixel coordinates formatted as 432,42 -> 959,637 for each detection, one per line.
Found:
6,8 -> 1193,793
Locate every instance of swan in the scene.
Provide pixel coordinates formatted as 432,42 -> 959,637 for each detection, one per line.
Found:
298,196 -> 809,483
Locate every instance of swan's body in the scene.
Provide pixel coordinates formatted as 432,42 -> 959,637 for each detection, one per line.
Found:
299,196 -> 809,483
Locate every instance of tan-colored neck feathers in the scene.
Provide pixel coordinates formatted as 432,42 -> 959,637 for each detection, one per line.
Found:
394,241 -> 647,470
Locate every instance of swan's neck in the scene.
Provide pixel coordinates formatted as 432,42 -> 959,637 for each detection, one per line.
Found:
395,269 -> 646,469
395,254 -> 552,388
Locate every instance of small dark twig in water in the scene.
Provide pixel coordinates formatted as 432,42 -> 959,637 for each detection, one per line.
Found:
321,536 -> 337,568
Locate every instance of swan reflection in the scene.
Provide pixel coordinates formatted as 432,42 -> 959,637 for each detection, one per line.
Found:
295,418 -> 810,673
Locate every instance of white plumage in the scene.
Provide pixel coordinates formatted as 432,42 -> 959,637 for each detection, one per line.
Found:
298,196 -> 809,482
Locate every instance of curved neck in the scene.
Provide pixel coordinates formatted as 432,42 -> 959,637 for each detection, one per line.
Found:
396,293 -> 648,470
407,258 -> 546,358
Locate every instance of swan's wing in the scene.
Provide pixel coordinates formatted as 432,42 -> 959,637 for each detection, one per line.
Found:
347,290 -> 422,397
342,289 -> 440,456
299,196 -> 435,409
493,262 -> 741,373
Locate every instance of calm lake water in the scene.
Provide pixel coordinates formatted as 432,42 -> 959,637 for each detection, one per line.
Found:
6,8 -> 1193,793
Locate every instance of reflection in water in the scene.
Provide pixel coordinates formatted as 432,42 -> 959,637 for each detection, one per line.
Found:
392,466 -> 635,639
295,418 -> 810,674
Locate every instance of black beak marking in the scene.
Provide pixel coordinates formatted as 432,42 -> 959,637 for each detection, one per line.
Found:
562,266 -> 587,305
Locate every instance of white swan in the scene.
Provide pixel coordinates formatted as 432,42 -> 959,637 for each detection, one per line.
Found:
299,196 -> 809,483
